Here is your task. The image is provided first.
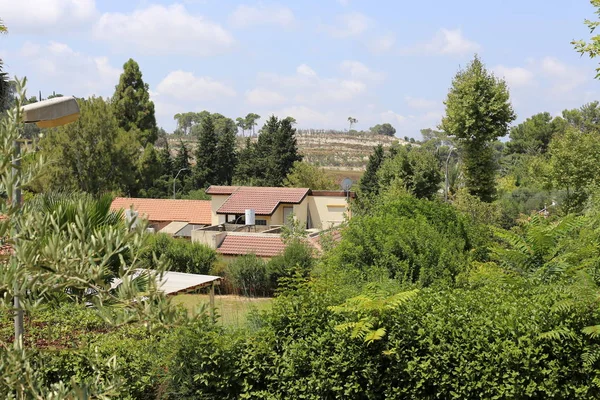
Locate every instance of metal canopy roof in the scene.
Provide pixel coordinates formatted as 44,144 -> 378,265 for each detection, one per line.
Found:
158,271 -> 221,295
112,270 -> 222,296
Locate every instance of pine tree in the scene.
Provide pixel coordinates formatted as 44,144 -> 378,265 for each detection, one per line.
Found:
234,138 -> 258,185
113,58 -> 158,146
272,117 -> 302,185
137,144 -> 162,194
194,114 -> 218,188
159,141 -> 174,177
355,144 -> 386,213
215,117 -> 238,185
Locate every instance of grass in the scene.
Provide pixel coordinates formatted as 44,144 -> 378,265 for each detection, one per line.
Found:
171,294 -> 273,327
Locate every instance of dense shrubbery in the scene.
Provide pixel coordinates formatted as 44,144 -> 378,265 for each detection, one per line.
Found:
220,240 -> 316,296
326,195 -> 487,286
141,233 -> 217,274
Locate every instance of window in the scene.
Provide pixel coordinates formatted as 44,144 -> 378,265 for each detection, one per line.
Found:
256,219 -> 267,226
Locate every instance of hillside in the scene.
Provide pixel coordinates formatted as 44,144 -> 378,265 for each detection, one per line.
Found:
167,131 -> 405,172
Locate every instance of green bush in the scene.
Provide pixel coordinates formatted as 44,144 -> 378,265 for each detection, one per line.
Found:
225,254 -> 271,296
267,239 -> 315,289
142,233 -> 217,274
326,195 -> 486,286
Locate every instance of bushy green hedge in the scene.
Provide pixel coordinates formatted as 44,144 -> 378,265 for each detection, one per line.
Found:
141,233 -> 217,274
164,276 -> 600,399
326,195 -> 489,286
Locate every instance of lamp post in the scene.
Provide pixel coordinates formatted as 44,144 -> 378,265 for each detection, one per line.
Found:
173,168 -> 188,199
13,96 -> 80,343
444,146 -> 454,203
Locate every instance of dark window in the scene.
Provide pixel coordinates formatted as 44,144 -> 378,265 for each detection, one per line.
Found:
256,219 -> 267,226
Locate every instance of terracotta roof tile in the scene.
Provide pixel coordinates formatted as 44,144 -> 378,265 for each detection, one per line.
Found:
214,186 -> 309,216
217,235 -> 286,257
206,186 -> 240,195
110,198 -> 212,225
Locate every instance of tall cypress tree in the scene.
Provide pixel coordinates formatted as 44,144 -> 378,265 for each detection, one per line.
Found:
113,59 -> 158,146
272,117 -> 302,185
194,114 -> 218,188
215,117 -> 238,185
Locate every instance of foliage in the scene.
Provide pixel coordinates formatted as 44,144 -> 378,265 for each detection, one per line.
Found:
235,115 -> 302,186
355,144 -> 385,213
112,58 -> 157,146
573,0 -> 600,78
36,96 -> 139,195
284,161 -> 336,190
194,113 -> 218,188
225,254 -> 271,297
507,112 -> 565,155
549,128 -> 600,213
440,55 -> 516,202
268,239 -> 315,288
376,144 -> 442,200
369,123 -> 396,136
326,195 -> 482,286
141,233 -> 217,275
562,101 -> 600,132
0,80 -> 181,396
491,214 -> 588,278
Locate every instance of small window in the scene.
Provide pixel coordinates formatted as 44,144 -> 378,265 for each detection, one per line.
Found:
255,219 -> 267,226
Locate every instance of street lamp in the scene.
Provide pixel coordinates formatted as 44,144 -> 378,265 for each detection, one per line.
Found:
13,96 -> 80,343
444,146 -> 455,203
173,168 -> 188,199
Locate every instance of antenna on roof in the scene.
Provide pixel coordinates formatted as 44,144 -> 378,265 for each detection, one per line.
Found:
341,177 -> 353,192
341,177 -> 353,203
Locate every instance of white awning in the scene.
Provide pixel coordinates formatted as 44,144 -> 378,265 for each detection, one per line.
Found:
111,270 -> 221,296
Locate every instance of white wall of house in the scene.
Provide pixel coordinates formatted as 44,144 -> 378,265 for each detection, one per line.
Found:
210,195 -> 229,225
307,195 -> 348,230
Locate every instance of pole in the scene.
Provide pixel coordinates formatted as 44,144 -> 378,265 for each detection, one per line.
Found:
173,168 -> 187,199
13,140 -> 23,344
444,147 -> 454,203
209,282 -> 215,322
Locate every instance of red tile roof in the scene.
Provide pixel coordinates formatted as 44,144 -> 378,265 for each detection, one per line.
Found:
212,186 -> 309,216
217,235 -> 286,257
206,186 -> 240,195
110,198 -> 212,225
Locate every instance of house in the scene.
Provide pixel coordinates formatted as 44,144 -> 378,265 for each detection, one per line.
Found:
192,186 -> 354,259
205,186 -> 353,230
110,197 -> 212,237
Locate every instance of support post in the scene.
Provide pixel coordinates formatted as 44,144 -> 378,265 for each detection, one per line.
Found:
209,281 -> 215,322
13,140 -> 23,345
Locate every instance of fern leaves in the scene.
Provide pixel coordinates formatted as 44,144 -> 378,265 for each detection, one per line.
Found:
330,289 -> 418,344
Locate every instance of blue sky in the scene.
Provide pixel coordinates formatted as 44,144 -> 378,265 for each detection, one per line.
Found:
0,0 -> 598,137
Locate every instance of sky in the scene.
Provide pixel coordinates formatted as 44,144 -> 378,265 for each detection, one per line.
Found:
0,0 -> 599,138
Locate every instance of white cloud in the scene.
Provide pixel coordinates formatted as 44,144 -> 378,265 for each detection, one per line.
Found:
271,105 -> 335,127
380,110 -> 407,124
156,71 -> 236,101
340,60 -> 384,81
258,63 -> 367,105
323,12 -> 370,38
229,4 -> 294,28
94,4 -> 234,56
245,88 -> 286,106
405,96 -> 438,109
539,57 -> 587,94
15,41 -> 119,98
0,0 -> 96,34
404,28 -> 480,56
368,33 -> 396,53
541,57 -> 569,77
493,65 -> 535,88
297,64 -> 317,77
